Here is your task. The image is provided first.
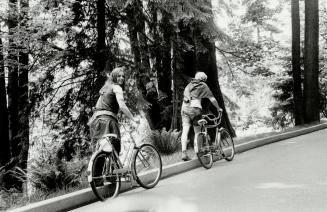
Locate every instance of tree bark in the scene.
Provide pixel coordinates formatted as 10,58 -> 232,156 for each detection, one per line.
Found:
303,0 -> 320,123
136,0 -> 151,73
0,37 -> 10,180
156,10 -> 173,130
291,0 -> 304,125
196,0 -> 235,136
96,0 -> 106,76
17,0 -> 29,180
126,1 -> 158,129
199,39 -> 236,137
7,0 -> 20,189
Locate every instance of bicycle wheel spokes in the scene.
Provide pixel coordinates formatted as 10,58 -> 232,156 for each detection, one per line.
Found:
132,144 -> 162,189
196,132 -> 213,169
89,152 -> 120,201
220,129 -> 235,161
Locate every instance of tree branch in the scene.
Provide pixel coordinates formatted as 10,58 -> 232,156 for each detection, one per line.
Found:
215,46 -> 246,59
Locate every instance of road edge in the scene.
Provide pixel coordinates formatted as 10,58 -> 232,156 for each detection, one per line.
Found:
9,122 -> 327,212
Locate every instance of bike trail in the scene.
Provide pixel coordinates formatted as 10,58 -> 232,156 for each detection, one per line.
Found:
71,128 -> 327,212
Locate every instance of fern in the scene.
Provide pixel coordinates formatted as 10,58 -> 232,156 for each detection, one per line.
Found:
146,128 -> 181,154
28,159 -> 87,193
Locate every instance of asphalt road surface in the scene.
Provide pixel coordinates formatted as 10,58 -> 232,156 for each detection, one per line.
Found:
72,128 -> 327,212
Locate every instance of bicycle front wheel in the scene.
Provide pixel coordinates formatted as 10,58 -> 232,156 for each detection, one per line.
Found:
89,151 -> 120,201
196,132 -> 213,169
132,144 -> 162,189
220,128 -> 235,161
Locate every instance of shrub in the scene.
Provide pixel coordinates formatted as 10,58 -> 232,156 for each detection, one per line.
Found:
146,128 -> 181,155
28,159 -> 87,194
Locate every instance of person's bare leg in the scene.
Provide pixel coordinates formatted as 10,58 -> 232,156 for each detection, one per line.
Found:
193,126 -> 201,153
181,125 -> 191,161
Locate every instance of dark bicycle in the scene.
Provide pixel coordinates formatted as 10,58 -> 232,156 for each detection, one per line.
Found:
196,111 -> 235,169
87,128 -> 162,201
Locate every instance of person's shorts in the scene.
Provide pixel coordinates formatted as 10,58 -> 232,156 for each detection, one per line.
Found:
89,115 -> 121,153
181,105 -> 202,127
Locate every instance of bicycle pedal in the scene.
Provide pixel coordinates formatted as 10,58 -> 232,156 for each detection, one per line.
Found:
112,168 -> 129,174
121,176 -> 132,182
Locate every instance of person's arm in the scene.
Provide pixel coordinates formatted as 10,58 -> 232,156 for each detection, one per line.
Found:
113,85 -> 135,121
209,97 -> 223,112
202,83 -> 222,112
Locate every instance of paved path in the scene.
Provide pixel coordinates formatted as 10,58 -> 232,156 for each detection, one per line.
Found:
72,128 -> 327,212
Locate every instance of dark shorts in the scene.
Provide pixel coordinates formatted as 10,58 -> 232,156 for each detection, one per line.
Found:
181,105 -> 202,126
89,115 -> 121,153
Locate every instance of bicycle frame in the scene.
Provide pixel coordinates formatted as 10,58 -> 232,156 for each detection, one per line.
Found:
98,132 -> 152,183
88,125 -> 163,200
198,112 -> 224,155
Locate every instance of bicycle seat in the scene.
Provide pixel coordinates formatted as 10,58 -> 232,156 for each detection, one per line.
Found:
198,119 -> 208,125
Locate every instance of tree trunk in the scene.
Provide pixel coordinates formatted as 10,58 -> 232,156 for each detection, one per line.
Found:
197,0 -> 235,136
136,0 -> 151,73
199,39 -> 236,137
170,40 -> 179,130
95,0 -> 106,84
126,1 -> 159,129
257,25 -> 260,44
303,0 -> 320,123
17,0 -> 29,183
159,11 -> 173,99
7,0 -> 21,189
0,37 -> 10,187
291,0 -> 304,125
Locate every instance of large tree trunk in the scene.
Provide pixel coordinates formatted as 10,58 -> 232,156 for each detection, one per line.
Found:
291,0 -> 304,125
7,0 -> 21,189
199,39 -> 236,137
126,1 -> 157,129
158,11 -> 173,101
303,0 -> 320,123
145,2 -> 164,129
17,0 -> 29,185
196,0 -> 235,136
96,0 -> 106,76
0,37 -> 10,187
136,0 -> 151,73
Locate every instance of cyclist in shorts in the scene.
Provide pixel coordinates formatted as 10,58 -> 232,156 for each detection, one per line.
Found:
181,72 -> 222,161
88,66 -> 137,154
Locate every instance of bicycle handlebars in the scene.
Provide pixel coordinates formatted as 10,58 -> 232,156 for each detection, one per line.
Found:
201,110 -> 223,122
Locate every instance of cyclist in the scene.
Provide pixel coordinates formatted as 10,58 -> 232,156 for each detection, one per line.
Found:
180,72 -> 222,161
88,66 -> 137,154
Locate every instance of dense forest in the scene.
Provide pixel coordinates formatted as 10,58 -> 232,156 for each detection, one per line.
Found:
0,0 -> 326,209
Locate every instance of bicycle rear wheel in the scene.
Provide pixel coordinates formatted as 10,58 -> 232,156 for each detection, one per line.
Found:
132,144 -> 162,189
89,151 -> 120,201
196,132 -> 213,169
220,128 -> 235,161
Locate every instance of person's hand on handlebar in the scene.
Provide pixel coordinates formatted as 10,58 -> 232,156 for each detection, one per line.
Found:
133,117 -> 140,125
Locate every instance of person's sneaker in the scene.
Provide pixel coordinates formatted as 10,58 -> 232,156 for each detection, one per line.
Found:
181,151 -> 191,161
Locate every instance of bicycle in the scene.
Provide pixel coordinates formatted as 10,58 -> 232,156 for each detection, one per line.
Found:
196,111 -> 235,169
87,127 -> 162,201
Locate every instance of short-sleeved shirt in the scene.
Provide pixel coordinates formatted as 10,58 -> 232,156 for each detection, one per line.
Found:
183,79 -> 214,109
181,79 -> 214,126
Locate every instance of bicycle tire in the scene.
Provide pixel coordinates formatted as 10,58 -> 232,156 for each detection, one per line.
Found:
196,132 -> 213,169
219,128 -> 235,161
89,151 -> 120,201
132,144 -> 162,189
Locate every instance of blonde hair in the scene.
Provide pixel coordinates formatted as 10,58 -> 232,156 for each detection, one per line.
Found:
108,67 -> 126,89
